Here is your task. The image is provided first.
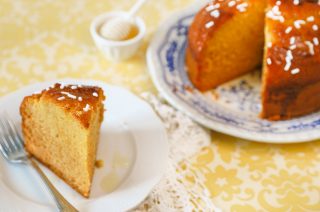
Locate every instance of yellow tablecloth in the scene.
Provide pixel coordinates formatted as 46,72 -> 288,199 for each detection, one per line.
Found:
1,0 -> 320,211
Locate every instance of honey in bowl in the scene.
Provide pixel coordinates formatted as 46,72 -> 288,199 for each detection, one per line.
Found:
99,18 -> 139,41
124,24 -> 139,40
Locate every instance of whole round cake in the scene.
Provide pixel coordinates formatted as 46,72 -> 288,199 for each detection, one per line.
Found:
186,0 -> 320,120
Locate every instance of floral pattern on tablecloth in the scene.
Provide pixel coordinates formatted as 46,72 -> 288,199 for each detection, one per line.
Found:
1,0 -> 320,211
187,132 -> 320,211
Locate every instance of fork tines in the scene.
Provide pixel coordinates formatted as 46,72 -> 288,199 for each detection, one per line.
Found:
0,113 -> 24,157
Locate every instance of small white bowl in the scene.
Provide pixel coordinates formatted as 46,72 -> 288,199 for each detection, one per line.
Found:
90,11 -> 146,62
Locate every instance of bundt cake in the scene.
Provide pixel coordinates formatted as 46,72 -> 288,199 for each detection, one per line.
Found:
20,83 -> 105,197
261,0 -> 320,120
186,0 -> 320,120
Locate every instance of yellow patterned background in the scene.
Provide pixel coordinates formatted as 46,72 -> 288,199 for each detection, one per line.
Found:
1,0 -> 320,210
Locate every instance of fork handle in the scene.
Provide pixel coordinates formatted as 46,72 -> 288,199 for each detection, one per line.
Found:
29,157 -> 79,212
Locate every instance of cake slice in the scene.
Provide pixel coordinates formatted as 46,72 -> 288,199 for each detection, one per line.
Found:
186,0 -> 267,91
261,0 -> 320,120
20,83 -> 105,197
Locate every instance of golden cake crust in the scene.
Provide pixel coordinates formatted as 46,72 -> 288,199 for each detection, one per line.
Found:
261,0 -> 320,120
187,1 -> 239,91
187,0 -> 266,91
187,1 -> 236,59
21,83 -> 105,128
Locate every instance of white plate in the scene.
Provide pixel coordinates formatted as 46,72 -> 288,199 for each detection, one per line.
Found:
147,5 -> 320,143
0,79 -> 168,212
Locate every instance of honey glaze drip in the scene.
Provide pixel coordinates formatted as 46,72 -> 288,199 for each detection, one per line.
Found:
112,151 -> 130,169
100,171 -> 120,193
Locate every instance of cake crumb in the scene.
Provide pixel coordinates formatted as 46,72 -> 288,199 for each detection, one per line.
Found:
211,90 -> 219,100
184,85 -> 194,93
95,160 -> 104,168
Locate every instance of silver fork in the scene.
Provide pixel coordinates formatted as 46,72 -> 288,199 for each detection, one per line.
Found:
0,113 -> 78,212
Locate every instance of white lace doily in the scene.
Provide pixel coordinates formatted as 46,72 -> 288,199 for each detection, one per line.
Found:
132,93 -> 221,212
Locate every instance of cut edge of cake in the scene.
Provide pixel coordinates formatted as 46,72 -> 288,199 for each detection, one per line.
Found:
186,0 -> 267,91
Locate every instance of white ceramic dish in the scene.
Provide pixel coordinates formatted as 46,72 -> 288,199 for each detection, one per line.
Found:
0,79 -> 168,212
147,5 -> 320,143
90,11 -> 146,62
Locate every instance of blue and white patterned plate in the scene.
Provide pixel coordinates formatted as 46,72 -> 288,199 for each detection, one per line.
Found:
147,5 -> 320,143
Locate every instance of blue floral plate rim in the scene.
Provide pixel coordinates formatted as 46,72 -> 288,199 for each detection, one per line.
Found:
146,5 -> 320,143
